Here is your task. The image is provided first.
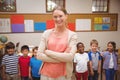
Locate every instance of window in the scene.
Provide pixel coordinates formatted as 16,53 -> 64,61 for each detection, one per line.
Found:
46,0 -> 65,12
92,0 -> 109,13
0,0 -> 16,12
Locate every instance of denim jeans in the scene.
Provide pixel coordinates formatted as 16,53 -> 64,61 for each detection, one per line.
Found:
88,70 -> 99,80
105,69 -> 115,80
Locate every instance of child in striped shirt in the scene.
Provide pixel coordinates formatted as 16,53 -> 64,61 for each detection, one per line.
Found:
2,42 -> 19,80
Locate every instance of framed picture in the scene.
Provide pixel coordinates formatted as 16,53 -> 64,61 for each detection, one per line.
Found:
0,0 -> 16,12
46,0 -> 65,12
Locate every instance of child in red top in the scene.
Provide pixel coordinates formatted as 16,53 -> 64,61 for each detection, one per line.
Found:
18,45 -> 30,80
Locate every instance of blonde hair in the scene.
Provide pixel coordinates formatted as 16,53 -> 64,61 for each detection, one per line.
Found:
90,39 -> 98,46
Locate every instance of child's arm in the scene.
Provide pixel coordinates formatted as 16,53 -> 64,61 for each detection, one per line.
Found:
98,60 -> 101,74
18,58 -> 21,77
18,64 -> 21,77
73,62 -> 76,73
98,53 -> 102,74
29,66 -> 32,80
2,65 -> 6,79
89,61 -> 94,76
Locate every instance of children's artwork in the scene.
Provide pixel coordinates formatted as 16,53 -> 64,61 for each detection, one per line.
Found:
34,22 -> 46,32
0,18 -> 11,32
94,24 -> 102,30
24,20 -> 34,32
102,24 -> 110,30
103,17 -> 110,23
76,19 -> 91,31
94,17 -> 102,23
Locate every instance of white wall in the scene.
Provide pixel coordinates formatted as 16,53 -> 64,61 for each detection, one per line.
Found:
16,0 -> 92,13
0,0 -> 120,51
16,0 -> 46,13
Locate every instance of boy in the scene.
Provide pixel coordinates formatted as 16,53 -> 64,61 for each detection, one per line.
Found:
18,45 -> 30,80
2,42 -> 19,80
88,39 -> 101,80
74,42 -> 89,80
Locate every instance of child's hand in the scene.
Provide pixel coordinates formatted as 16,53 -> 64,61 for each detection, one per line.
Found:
100,52 -> 104,56
90,70 -> 94,76
18,72 -> 21,77
98,69 -> 101,74
2,74 -> 6,80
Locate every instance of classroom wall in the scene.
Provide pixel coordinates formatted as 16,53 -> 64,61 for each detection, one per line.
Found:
16,0 -> 92,13
0,0 -> 120,51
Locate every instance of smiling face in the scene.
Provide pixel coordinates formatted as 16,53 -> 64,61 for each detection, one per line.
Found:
7,48 -> 15,55
22,49 -> 29,56
52,8 -> 67,27
77,43 -> 84,53
33,49 -> 37,57
107,43 -> 114,52
107,41 -> 116,53
91,43 -> 98,53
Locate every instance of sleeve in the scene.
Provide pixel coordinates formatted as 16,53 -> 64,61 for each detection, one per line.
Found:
37,30 -> 61,63
37,30 -> 47,53
1,56 -> 5,65
88,52 -> 92,61
44,32 -> 78,62
102,51 -> 106,58
87,53 -> 89,62
98,52 -> 102,60
73,54 -> 77,63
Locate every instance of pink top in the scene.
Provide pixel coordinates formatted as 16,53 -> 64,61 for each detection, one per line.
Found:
40,31 -> 68,78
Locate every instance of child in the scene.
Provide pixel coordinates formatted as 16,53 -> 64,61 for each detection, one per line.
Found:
88,39 -> 101,80
18,45 -> 30,80
74,42 -> 89,80
29,46 -> 42,80
101,41 -> 118,80
2,42 -> 19,80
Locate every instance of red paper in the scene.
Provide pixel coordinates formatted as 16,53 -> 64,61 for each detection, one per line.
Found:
68,23 -> 75,31
46,20 -> 55,29
11,15 -> 24,24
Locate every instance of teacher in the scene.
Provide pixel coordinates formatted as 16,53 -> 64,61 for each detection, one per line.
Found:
37,6 -> 78,80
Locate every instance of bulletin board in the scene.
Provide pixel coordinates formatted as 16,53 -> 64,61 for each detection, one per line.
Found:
0,13 -> 118,33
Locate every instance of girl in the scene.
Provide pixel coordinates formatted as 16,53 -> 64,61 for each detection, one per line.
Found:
29,46 -> 42,80
102,41 -> 118,80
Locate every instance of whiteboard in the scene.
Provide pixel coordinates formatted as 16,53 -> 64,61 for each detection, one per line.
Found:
76,19 -> 91,31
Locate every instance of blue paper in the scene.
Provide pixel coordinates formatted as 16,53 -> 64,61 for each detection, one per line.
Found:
34,22 -> 46,31
102,24 -> 110,30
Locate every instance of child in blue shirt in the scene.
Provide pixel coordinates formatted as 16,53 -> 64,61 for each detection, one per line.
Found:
88,39 -> 101,80
29,46 -> 42,80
